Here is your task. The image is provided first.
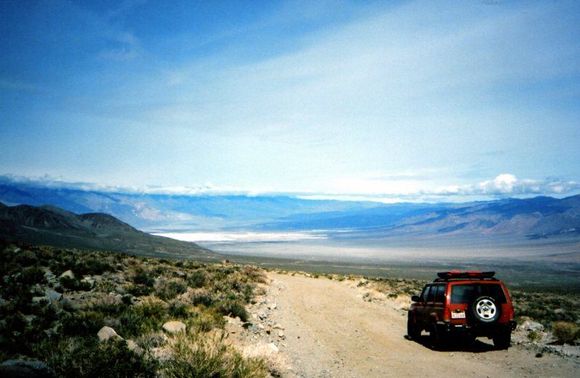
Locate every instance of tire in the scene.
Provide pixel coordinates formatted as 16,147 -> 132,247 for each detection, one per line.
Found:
471,296 -> 501,323
493,328 -> 511,350
462,334 -> 477,346
407,313 -> 420,340
428,323 -> 441,350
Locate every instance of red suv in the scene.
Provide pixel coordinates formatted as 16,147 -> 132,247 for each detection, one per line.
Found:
407,271 -> 516,349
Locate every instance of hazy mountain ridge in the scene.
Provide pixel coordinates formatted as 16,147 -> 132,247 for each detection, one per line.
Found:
0,181 -> 579,242
317,196 -> 580,240
0,182 -> 380,230
0,202 -> 215,259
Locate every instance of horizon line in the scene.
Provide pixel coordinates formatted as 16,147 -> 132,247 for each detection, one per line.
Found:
1,173 -> 579,205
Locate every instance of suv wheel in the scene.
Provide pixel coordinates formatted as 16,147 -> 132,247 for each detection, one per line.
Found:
407,313 -> 420,340
428,323 -> 442,350
471,296 -> 500,323
493,328 -> 511,350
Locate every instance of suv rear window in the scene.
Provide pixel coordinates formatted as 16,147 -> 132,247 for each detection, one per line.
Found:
450,284 -> 506,304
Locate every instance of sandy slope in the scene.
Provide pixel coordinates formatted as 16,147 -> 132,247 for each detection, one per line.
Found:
262,273 -> 578,378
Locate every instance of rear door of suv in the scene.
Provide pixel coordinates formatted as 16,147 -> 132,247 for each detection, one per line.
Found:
416,283 -> 446,325
430,283 -> 446,322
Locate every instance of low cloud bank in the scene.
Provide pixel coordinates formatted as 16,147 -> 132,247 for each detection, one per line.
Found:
0,173 -> 578,203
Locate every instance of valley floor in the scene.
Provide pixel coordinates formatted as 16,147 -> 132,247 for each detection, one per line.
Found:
234,272 -> 579,377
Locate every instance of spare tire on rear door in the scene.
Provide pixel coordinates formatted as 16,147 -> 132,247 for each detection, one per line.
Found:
471,296 -> 500,323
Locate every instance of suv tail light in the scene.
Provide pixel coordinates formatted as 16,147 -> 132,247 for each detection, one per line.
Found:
443,306 -> 451,322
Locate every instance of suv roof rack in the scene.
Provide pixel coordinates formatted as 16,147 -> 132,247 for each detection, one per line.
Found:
434,270 -> 497,282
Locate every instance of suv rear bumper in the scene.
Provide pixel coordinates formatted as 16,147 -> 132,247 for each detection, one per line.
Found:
438,320 -> 516,336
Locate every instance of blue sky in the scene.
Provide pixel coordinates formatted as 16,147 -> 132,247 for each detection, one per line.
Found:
1,0 -> 579,202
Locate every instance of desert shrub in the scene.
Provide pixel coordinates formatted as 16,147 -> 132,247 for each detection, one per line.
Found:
59,276 -> 92,291
1,276 -> 34,310
121,294 -> 134,306
61,311 -> 105,336
240,265 -> 267,284
182,261 -> 204,270
38,337 -> 157,378
527,330 -> 542,342
242,284 -> 254,303
15,249 -> 38,266
74,257 -> 114,275
117,297 -> 168,336
126,283 -> 154,297
0,243 -> 268,374
155,279 -> 187,301
189,310 -> 225,332
512,291 -> 579,324
161,333 -> 266,378
133,268 -> 155,287
187,270 -> 206,288
552,321 -> 580,344
190,288 -> 214,307
168,300 -> 190,318
0,312 -> 29,354
21,266 -> 46,285
216,299 -> 249,322
34,246 -> 56,261
117,307 -> 145,337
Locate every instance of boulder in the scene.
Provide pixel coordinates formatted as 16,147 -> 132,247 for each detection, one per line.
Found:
60,296 -> 78,311
162,320 -> 186,334
97,326 -> 122,342
81,276 -> 95,288
43,270 -> 57,284
0,359 -> 54,378
520,320 -> 544,332
45,289 -> 62,303
59,270 -> 75,280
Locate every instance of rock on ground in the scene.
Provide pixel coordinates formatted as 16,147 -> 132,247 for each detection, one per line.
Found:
162,320 -> 186,334
0,359 -> 54,378
59,270 -> 75,280
97,326 -> 121,342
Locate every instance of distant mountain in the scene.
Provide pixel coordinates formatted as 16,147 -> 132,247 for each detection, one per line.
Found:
266,195 -> 580,241
0,203 -> 216,260
0,179 -> 579,243
0,181 -> 379,230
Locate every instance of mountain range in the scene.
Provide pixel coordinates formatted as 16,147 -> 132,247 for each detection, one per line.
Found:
0,202 -> 215,260
0,180 -> 579,242
266,195 -> 580,241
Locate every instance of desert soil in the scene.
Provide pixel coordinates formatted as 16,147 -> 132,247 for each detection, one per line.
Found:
238,272 -> 579,378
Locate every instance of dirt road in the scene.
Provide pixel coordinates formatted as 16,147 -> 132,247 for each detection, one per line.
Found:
260,273 -> 578,378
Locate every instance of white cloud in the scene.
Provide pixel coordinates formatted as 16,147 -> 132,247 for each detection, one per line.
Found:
438,174 -> 580,197
2,173 -> 577,203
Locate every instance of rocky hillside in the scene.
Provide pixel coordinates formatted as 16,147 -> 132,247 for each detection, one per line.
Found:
0,203 -> 215,260
0,242 -> 269,377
